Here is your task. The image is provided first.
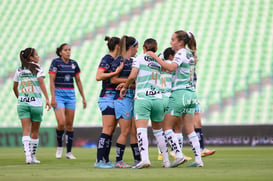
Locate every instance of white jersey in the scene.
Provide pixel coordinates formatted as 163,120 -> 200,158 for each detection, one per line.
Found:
172,48 -> 195,91
132,54 -> 162,99
13,63 -> 45,107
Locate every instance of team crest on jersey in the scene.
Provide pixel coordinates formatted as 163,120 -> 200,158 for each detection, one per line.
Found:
72,64 -> 75,69
52,67 -> 57,72
105,64 -> 110,70
65,74 -> 71,81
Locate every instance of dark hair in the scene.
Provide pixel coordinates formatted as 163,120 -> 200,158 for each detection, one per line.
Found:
105,36 -> 120,51
20,48 -> 39,75
174,30 -> 197,51
163,47 -> 175,60
56,43 -> 69,57
119,35 -> 138,58
143,38 -> 157,52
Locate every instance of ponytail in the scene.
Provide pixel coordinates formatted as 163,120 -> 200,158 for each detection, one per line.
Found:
119,35 -> 138,59
20,48 -> 39,75
175,30 -> 197,52
105,36 -> 120,51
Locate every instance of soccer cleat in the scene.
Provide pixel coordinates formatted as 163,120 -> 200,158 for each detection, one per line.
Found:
201,148 -> 216,157
187,161 -> 204,167
132,160 -> 151,169
170,157 -> 187,168
56,147 -> 63,159
158,153 -> 163,161
94,160 -> 113,168
31,156 -> 40,164
66,152 -> 76,159
106,161 -> 115,167
169,151 -> 192,161
114,161 -> 131,168
162,161 -> 171,168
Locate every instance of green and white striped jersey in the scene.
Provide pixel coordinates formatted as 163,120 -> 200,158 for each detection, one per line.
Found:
172,48 -> 195,91
132,54 -> 162,99
160,60 -> 172,97
13,63 -> 45,107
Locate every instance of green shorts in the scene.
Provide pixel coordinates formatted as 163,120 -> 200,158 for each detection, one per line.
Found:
17,105 -> 43,122
166,89 -> 198,116
162,95 -> 169,113
134,98 -> 164,122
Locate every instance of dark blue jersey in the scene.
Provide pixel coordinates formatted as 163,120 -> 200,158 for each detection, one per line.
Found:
98,54 -> 116,90
111,56 -> 134,99
111,56 -> 133,79
48,58 -> 80,89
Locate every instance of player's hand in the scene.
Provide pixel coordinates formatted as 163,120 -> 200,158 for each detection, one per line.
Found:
115,62 -> 124,73
51,98 -> 57,108
120,87 -> 127,98
146,51 -> 156,59
45,99 -> 51,111
82,98 -> 87,109
116,83 -> 125,90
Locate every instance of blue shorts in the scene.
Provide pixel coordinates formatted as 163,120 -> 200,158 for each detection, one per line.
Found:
98,90 -> 116,115
55,88 -> 76,110
114,97 -> 134,120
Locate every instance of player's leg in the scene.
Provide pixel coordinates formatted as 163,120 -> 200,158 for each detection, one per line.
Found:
130,117 -> 141,166
95,90 -> 116,168
64,108 -> 76,159
54,95 -> 66,159
163,113 -> 186,167
114,117 -> 131,168
151,100 -> 170,168
183,113 -> 203,167
30,106 -> 43,164
172,117 -> 192,161
18,105 -> 32,164
21,118 -> 32,164
133,119 -> 151,169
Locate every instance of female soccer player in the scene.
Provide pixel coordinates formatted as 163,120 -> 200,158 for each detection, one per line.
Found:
49,43 -> 86,159
110,35 -> 141,168
147,30 -> 204,167
157,47 -> 192,162
120,38 -> 185,168
95,36 -> 124,168
13,48 -> 51,164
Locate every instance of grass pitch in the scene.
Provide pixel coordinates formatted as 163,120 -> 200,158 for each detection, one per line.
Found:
0,147 -> 272,181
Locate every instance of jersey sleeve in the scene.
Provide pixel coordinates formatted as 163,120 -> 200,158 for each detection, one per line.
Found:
74,61 -> 81,75
48,59 -> 57,74
132,55 -> 140,69
173,50 -> 186,66
98,55 -> 112,72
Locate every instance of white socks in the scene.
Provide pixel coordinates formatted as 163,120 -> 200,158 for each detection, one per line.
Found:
188,132 -> 202,163
136,128 -> 149,162
153,129 -> 169,163
175,133 -> 183,150
30,138 -> 39,158
165,129 -> 183,159
22,136 -> 31,157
